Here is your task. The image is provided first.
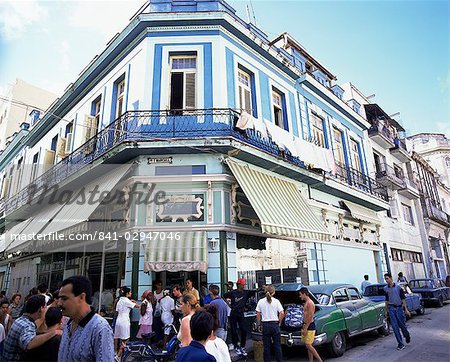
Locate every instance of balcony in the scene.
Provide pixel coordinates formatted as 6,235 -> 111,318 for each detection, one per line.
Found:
375,163 -> 404,190
331,162 -> 388,202
398,178 -> 420,200
422,198 -> 450,227
390,138 -> 411,162
2,109 -> 389,215
368,120 -> 396,148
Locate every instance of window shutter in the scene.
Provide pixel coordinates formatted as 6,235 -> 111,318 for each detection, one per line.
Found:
65,133 -> 73,154
185,73 -> 196,109
389,199 -> 398,218
244,89 -> 251,113
1,177 -> 10,198
57,137 -> 67,158
84,115 -> 97,142
43,149 -> 56,173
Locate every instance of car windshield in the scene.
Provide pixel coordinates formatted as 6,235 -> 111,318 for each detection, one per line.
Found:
314,293 -> 331,305
364,285 -> 385,296
410,280 -> 434,289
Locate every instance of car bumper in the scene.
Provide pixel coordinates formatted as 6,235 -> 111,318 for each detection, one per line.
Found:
252,331 -> 328,346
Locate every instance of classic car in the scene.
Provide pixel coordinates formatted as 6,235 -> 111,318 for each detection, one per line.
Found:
251,283 -> 388,358
409,278 -> 450,307
363,283 -> 425,316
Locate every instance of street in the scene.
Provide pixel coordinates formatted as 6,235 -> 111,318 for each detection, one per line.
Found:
249,303 -> 450,361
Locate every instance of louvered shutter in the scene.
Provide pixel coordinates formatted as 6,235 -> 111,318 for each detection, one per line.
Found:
43,149 -> 56,172
1,177 -> 10,198
185,73 -> 196,109
244,88 -> 251,113
57,137 -> 67,158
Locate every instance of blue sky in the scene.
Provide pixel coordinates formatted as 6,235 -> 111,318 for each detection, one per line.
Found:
0,0 -> 448,136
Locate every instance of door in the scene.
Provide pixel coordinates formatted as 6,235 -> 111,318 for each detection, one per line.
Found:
333,287 -> 362,335
347,287 -> 377,330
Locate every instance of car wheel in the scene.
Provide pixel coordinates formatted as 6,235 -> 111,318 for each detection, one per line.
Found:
437,296 -> 444,308
416,303 -> 425,315
377,318 -> 390,336
326,331 -> 346,357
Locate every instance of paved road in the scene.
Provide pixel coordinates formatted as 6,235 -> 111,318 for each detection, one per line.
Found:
245,302 -> 450,361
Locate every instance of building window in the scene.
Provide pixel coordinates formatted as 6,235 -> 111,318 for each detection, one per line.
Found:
402,203 -> 414,225
237,68 -> 252,114
169,55 -> 197,113
92,97 -> 102,131
272,89 -> 285,129
31,152 -> 39,181
350,139 -> 361,172
310,112 -> 325,147
391,248 -> 403,261
394,164 -> 404,179
333,128 -> 345,166
116,80 -> 125,119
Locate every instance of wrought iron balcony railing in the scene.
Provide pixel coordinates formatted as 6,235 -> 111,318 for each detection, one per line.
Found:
375,163 -> 404,184
368,120 -> 396,144
393,137 -> 407,151
3,108 -> 388,213
333,161 -> 388,201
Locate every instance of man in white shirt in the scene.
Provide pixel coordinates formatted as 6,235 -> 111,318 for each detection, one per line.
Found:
361,275 -> 371,294
256,286 -> 284,362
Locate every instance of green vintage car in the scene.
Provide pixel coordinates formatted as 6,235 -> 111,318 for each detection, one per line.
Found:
251,283 -> 389,357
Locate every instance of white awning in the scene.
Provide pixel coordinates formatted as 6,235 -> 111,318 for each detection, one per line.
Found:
40,164 -> 131,236
343,201 -> 381,225
3,218 -> 34,253
226,158 -> 330,242
144,231 -> 207,273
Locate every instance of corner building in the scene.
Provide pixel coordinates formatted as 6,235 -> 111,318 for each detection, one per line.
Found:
0,0 -> 392,307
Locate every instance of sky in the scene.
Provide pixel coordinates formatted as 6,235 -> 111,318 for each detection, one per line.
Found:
0,0 -> 448,137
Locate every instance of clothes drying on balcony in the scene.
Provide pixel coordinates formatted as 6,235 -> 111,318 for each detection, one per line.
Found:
235,111 -> 254,130
265,120 -> 296,154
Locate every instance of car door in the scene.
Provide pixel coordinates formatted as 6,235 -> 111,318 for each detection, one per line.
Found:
402,284 -> 417,311
333,287 -> 362,335
347,287 -> 378,330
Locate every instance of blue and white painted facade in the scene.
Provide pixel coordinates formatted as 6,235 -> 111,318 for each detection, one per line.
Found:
0,0 -> 394,303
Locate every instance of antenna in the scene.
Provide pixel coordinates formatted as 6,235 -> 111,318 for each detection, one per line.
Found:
249,0 -> 257,25
246,4 -> 251,23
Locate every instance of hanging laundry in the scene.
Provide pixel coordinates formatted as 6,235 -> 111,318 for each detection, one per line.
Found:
235,111 -> 254,130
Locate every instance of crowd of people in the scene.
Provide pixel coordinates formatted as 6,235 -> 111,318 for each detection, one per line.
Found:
0,277 -> 250,362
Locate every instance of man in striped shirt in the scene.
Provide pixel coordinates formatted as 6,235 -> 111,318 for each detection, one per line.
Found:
58,276 -> 114,361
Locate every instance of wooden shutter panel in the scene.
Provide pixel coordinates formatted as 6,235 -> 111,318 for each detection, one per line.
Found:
244,89 -> 251,113
57,137 -> 67,158
185,73 -> 196,109
43,149 -> 56,173
65,133 -> 72,154
1,177 -> 10,198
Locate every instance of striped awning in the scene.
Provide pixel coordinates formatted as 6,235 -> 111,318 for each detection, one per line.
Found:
226,158 -> 330,242
144,231 -> 207,273
343,201 -> 381,225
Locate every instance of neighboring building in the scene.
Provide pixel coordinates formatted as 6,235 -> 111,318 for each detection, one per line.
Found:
409,133 -> 450,188
0,79 -> 57,152
412,151 -> 450,279
0,0 -> 392,302
340,82 -> 427,280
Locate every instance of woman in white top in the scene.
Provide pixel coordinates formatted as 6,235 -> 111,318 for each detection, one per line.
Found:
177,293 -> 199,347
137,290 -> 154,338
205,304 -> 231,362
256,285 -> 285,362
159,290 -> 175,344
114,286 -> 139,356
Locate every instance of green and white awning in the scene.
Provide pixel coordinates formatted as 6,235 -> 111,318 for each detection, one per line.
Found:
144,231 -> 207,273
226,158 -> 330,242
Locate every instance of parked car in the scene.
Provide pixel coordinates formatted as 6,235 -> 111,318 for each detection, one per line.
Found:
251,283 -> 388,358
409,278 -> 450,307
363,282 -> 425,316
